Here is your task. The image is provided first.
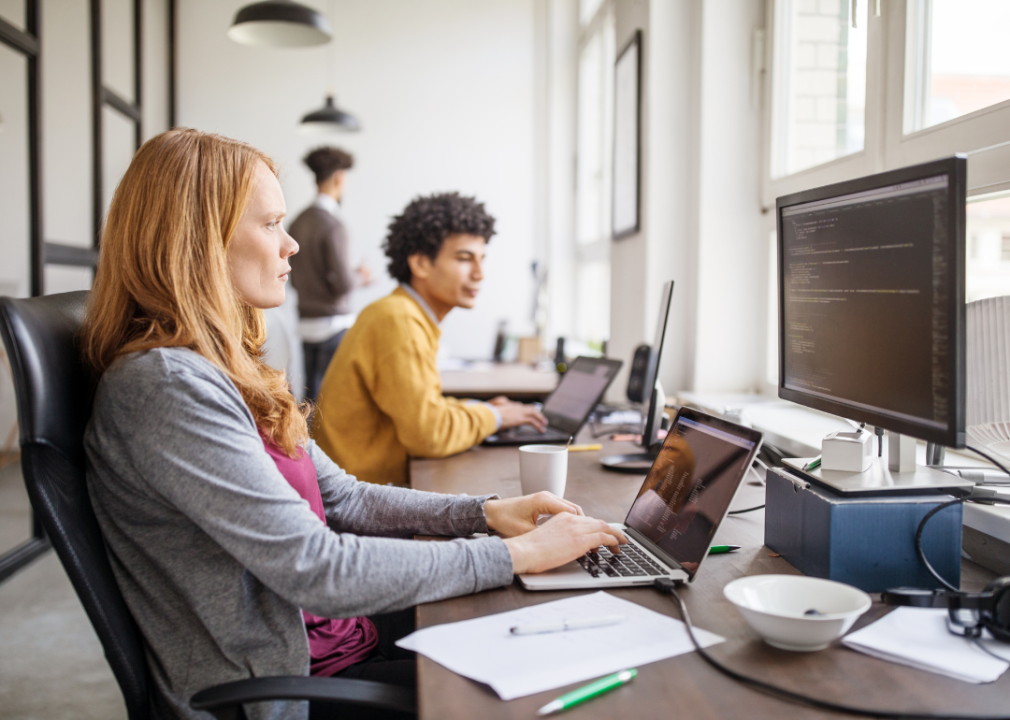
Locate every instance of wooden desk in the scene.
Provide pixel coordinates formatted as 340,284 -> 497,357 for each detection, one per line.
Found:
410,435 -> 1006,720
439,363 -> 558,402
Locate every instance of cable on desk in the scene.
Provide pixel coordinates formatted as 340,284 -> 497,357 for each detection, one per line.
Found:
727,505 -> 765,515
730,458 -> 769,514
652,578 -> 1010,719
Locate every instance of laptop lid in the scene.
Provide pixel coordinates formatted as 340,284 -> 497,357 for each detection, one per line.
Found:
623,407 -> 763,580
541,356 -> 623,436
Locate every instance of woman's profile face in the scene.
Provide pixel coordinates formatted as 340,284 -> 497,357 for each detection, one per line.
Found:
227,161 -> 298,309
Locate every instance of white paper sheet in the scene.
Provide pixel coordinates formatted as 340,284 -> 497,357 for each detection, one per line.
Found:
396,590 -> 724,700
842,607 -> 1010,684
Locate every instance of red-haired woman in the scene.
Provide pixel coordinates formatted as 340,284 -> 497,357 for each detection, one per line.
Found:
80,128 -> 625,720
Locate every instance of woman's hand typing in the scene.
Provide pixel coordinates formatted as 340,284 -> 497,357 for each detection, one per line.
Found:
501,513 -> 628,575
483,492 -> 582,537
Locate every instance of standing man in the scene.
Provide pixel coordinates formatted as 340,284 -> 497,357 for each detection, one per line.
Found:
288,146 -> 372,401
313,192 -> 547,486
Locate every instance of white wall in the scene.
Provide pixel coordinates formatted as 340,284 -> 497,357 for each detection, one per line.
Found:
692,0 -> 765,392
608,0 -> 765,397
609,0 -> 704,399
177,0 -> 539,360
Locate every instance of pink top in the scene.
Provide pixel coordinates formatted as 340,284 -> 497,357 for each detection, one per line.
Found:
260,431 -> 378,676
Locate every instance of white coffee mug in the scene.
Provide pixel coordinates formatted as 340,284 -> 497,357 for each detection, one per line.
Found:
518,444 -> 568,498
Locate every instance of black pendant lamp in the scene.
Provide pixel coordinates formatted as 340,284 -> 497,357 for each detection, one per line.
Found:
300,94 -> 360,134
228,0 -> 333,48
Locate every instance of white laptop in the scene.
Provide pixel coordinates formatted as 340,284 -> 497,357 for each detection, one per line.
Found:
519,407 -> 763,590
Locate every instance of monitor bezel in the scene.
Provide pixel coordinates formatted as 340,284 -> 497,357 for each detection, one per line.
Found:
776,155 -> 967,448
640,280 -> 675,449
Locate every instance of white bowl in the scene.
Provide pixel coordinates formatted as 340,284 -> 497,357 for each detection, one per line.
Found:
723,574 -> 872,652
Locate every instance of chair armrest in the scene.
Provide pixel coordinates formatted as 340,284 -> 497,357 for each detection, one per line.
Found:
190,675 -> 416,720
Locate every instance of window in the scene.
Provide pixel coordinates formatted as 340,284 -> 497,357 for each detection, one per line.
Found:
967,195 -> 1010,302
904,0 -> 1010,133
573,0 -> 614,347
762,0 -> 1010,391
771,0 -> 868,177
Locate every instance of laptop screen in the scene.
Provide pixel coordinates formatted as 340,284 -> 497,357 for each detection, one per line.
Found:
541,357 -> 622,434
624,409 -> 761,579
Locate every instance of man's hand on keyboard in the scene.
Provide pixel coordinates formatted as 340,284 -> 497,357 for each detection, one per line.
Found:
493,397 -> 548,432
502,513 -> 628,575
484,492 -> 583,537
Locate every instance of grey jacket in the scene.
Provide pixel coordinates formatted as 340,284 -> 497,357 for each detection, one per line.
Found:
288,206 -> 356,318
84,347 -> 514,720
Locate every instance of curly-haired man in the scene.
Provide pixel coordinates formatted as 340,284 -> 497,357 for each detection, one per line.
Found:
313,192 -> 546,486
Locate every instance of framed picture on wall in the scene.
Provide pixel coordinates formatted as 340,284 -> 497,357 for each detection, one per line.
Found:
612,30 -> 641,240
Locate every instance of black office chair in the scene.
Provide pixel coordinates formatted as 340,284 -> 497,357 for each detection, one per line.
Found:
0,291 -> 416,720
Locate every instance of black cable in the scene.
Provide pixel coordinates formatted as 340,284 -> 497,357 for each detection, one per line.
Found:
914,493 -> 1010,591
914,497 -> 965,592
910,442 -> 1010,591
727,505 -> 764,515
973,637 -> 1010,663
967,445 -> 1010,476
654,578 -> 1010,720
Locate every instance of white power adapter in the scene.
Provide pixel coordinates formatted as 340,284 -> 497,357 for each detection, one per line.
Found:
821,429 -> 874,472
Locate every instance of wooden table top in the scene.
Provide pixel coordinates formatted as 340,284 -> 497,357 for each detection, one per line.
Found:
409,434 -> 1006,720
439,363 -> 558,402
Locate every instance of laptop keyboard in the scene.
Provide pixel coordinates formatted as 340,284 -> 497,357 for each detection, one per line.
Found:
576,543 -> 667,578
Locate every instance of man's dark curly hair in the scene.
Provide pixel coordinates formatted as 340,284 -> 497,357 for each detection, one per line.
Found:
383,192 -> 496,284
303,146 -> 354,185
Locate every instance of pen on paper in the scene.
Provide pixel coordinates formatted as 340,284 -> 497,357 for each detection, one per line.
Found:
509,615 -> 626,636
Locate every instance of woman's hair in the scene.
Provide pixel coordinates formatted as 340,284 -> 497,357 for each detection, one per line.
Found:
303,146 -> 354,185
81,128 -> 309,457
383,192 -> 496,284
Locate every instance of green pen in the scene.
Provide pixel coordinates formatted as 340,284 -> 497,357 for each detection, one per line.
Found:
803,456 -> 821,471
708,544 -> 741,554
536,669 -> 637,716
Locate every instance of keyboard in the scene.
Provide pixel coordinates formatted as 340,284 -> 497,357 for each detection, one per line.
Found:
576,543 -> 667,578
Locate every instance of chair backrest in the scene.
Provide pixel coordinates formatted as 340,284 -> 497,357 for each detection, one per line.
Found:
0,291 -> 151,720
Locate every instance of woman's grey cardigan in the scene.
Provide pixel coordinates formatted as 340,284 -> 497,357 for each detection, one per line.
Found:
84,347 -> 514,720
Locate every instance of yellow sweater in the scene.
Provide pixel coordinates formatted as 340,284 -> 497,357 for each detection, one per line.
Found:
313,287 -> 497,486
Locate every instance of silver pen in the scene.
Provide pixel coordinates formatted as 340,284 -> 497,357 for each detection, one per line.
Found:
509,614 -> 626,636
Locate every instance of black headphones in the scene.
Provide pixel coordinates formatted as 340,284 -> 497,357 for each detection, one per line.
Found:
882,576 -> 1010,643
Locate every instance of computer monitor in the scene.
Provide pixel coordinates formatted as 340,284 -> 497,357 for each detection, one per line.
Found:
601,280 -> 674,472
777,156 -> 967,450
640,280 -> 675,450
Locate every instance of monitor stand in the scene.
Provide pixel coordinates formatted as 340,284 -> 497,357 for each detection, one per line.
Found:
783,433 -> 973,495
599,448 -> 658,474
600,383 -> 667,474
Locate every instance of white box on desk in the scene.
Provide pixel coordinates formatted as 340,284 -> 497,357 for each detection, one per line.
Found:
821,430 -> 874,472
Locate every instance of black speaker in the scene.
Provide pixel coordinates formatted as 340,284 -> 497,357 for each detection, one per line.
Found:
626,344 -> 652,403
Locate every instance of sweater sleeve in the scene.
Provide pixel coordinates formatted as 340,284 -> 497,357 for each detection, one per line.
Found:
365,314 -> 498,457
308,440 -> 497,538
323,217 -> 356,299
106,353 -> 513,619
